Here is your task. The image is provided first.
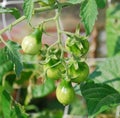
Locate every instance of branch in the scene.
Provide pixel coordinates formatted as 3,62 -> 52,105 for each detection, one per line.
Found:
0,16 -> 26,35
0,3 -> 73,35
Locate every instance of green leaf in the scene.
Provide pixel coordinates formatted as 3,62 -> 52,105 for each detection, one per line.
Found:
0,7 -> 20,19
81,82 -> 120,117
32,79 -> 56,98
10,8 -> 21,19
80,0 -> 98,35
13,103 -> 28,118
23,0 -> 34,22
106,4 -> 120,56
95,0 -> 106,8
0,48 -> 13,84
0,89 -> 12,118
5,40 -> 23,77
16,71 -> 32,85
89,55 -> 120,92
0,87 -> 28,118
66,0 -> 84,4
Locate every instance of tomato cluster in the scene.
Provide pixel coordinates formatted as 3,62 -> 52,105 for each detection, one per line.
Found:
21,28 -> 89,105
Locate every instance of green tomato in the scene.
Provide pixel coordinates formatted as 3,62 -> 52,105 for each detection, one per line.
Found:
56,80 -> 75,105
68,62 -> 89,83
65,36 -> 89,57
21,28 -> 42,55
44,64 -> 61,80
44,59 -> 64,80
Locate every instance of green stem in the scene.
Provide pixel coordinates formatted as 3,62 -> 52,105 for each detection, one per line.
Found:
56,10 -> 62,45
0,16 -> 26,35
0,35 -> 7,45
34,3 -> 72,13
55,7 -> 70,81
60,30 -> 74,36
47,41 -> 59,53
0,3 -> 73,36
39,16 -> 56,26
2,71 -> 15,86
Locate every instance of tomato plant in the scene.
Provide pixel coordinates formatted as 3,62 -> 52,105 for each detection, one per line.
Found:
1,0 -> 120,118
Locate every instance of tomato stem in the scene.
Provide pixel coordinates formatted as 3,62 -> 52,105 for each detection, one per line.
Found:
55,6 -> 65,58
60,31 -> 74,36
34,3 -> 73,13
39,17 -> 56,27
0,16 -> 26,35
0,35 -> 9,47
0,3 -> 73,35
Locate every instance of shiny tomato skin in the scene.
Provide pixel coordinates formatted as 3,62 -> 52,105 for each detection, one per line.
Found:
68,62 -> 89,83
44,64 -> 61,80
21,35 -> 41,55
56,80 -> 75,105
21,28 -> 42,55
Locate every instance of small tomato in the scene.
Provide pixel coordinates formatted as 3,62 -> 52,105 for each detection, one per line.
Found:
21,28 -> 42,55
68,61 -> 89,83
56,80 -> 75,105
44,59 -> 64,80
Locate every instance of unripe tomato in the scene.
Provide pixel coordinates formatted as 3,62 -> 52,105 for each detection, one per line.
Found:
44,64 -> 60,80
68,61 -> 89,83
56,80 -> 75,105
21,28 -> 42,55
65,36 -> 89,57
44,59 -> 64,80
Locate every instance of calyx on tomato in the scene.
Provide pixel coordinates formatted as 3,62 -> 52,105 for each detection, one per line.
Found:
65,35 -> 89,57
68,61 -> 89,83
56,80 -> 75,105
21,28 -> 43,55
44,58 -> 65,80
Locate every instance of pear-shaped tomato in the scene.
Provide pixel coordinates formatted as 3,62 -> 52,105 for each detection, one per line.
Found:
21,28 -> 42,55
56,80 -> 75,105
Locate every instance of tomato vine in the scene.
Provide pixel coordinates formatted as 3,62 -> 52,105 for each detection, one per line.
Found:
0,0 -> 120,118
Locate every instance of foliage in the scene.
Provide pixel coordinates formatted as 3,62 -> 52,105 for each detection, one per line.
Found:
0,7 -> 21,19
0,48 -> 13,84
23,0 -> 34,22
80,81 -> 120,117
5,40 -> 23,77
0,0 -> 120,118
0,86 -> 28,118
32,79 -> 56,98
80,0 -> 98,35
89,55 -> 120,92
106,3 -> 120,56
